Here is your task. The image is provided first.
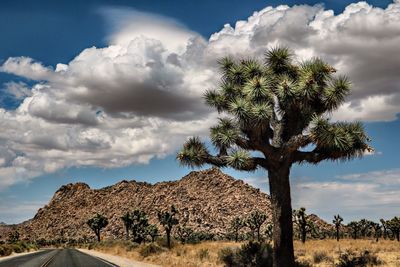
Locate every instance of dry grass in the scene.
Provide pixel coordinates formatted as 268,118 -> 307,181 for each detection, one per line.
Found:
294,239 -> 400,266
91,240 -> 240,267
90,239 -> 400,267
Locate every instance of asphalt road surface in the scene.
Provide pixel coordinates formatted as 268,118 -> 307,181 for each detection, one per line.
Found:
0,248 -> 118,267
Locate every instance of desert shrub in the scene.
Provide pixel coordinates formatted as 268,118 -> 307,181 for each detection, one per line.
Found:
180,230 -> 215,244
219,241 -> 273,267
197,248 -> 209,261
295,260 -> 313,267
0,245 -> 13,256
126,242 -> 139,251
313,250 -> 334,264
337,250 -> 383,267
175,247 -> 187,257
35,238 -> 48,247
219,247 -> 236,266
11,243 -> 24,253
156,235 -> 177,248
139,243 -> 163,257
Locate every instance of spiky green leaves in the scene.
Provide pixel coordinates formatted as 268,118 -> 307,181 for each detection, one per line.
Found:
241,59 -> 264,79
311,117 -> 371,159
265,46 -> 294,75
177,137 -> 209,167
204,89 -> 227,112
323,76 -> 351,111
210,118 -> 240,152
226,150 -> 256,171
243,76 -> 273,102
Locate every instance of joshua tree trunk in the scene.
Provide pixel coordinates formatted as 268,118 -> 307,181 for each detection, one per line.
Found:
301,225 -> 306,243
166,229 -> 171,248
125,226 -> 130,240
336,227 -> 340,241
96,229 -> 101,242
268,164 -> 295,267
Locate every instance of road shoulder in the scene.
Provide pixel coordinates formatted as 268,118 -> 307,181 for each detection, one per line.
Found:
78,248 -> 160,267
0,249 -> 45,262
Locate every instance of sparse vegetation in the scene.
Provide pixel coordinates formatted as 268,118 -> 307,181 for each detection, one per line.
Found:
337,250 -> 382,267
0,241 -> 37,257
312,250 -> 333,264
70,238 -> 400,266
139,243 -> 163,257
219,241 -> 273,267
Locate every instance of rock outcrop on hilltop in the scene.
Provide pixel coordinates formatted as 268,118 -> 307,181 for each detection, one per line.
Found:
0,168 -> 331,241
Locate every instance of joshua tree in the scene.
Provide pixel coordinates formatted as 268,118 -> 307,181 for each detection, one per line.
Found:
121,212 -> 133,240
371,222 -> 381,242
246,210 -> 267,241
380,219 -> 388,239
177,47 -> 371,266
158,205 -> 179,248
333,214 -> 343,241
176,226 -> 194,244
130,209 -> 150,244
87,213 -> 108,242
230,216 -> 244,242
293,207 -> 314,243
7,230 -> 20,243
146,224 -> 159,242
387,217 -> 400,241
358,219 -> 373,238
347,221 -> 361,240
265,223 -> 273,241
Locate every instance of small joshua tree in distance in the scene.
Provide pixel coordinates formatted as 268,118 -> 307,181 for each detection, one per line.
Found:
380,218 -> 388,239
146,224 -> 159,242
371,222 -> 381,242
87,213 -> 108,242
347,221 -> 361,240
246,210 -> 267,241
333,214 -> 343,241
387,216 -> 400,241
230,216 -> 244,242
130,209 -> 150,244
121,212 -> 133,240
158,205 -> 179,249
293,207 -> 313,243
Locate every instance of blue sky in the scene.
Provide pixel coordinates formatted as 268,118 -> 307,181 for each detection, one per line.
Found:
0,0 -> 399,224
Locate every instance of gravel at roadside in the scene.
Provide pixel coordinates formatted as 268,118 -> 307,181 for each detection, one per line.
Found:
78,248 -> 161,267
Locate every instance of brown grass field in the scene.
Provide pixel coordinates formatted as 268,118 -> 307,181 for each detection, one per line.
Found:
88,239 -> 400,267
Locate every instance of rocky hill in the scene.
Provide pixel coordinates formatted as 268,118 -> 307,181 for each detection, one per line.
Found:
0,168 -> 331,242
1,168 -> 273,241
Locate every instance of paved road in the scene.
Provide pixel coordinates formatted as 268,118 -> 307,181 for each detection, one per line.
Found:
0,248 -> 117,267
